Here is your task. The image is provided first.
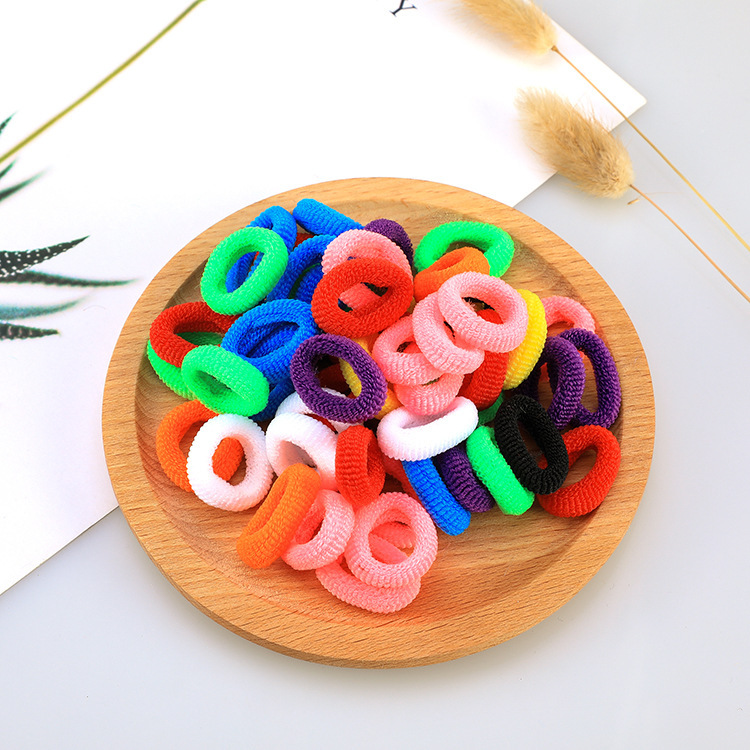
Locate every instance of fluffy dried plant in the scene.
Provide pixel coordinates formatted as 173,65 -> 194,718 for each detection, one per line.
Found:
459,0 -> 556,55
517,89 -> 749,304
457,0 -> 750,254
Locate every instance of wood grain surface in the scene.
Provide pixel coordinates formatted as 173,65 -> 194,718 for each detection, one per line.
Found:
102,177 -> 655,669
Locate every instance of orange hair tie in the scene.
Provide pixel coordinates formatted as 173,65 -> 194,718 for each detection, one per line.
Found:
236,464 -> 321,569
156,400 -> 243,492
413,246 -> 490,301
335,425 -> 386,508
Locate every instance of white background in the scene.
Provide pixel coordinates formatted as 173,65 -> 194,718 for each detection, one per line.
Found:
1,1 -> 749,748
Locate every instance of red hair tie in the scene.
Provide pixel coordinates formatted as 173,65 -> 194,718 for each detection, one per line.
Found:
335,425 -> 386,509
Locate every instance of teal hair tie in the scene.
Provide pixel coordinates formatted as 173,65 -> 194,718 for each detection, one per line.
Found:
201,227 -> 288,315
414,221 -> 514,276
181,344 -> 270,417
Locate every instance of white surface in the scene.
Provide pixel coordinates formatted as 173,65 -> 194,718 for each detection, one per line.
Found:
0,0 -> 643,595
2,0 -> 750,748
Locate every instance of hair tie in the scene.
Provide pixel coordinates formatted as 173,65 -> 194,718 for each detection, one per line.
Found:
156,400 -> 244,493
292,198 -> 362,236
290,334 -> 388,424
433,443 -> 495,513
537,425 -> 621,517
281,490 -> 355,570
465,425 -> 534,515
237,464 -> 321,569
181,344 -> 270,417
186,413 -> 273,511
311,257 -> 413,338
265,412 -> 339,490
558,328 -> 621,428
413,246 -> 490,301
274,389 -> 350,433
363,218 -> 414,268
542,295 -> 596,333
437,272 -> 529,353
401,458 -> 471,535
493,395 -> 569,495
372,315 -> 443,386
335,425 -> 386,509
412,293 -> 485,375
146,340 -> 194,399
503,289 -> 547,388
221,299 -> 318,384
376,397 -> 479,461
414,220 -> 514,276
201,226 -> 289,315
265,234 -> 333,303
393,369 -> 464,416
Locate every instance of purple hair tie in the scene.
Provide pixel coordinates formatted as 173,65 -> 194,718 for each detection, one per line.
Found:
517,335 -> 587,430
290,334 -> 387,424
364,219 -> 414,269
558,328 -> 621,429
434,444 -> 495,513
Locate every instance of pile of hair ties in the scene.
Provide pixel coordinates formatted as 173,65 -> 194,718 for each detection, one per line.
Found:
148,198 -> 623,614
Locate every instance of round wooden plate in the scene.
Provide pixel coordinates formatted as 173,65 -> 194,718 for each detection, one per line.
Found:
102,177 -> 654,669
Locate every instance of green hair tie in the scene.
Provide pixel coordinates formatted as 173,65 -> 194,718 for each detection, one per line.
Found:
201,226 -> 289,315
181,344 -> 270,417
478,392 -> 504,425
414,221 -> 514,276
465,425 -> 533,515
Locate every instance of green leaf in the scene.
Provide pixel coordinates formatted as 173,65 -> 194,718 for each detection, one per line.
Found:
0,159 -> 15,182
0,321 -> 58,339
0,237 -> 87,278
0,269 -> 132,287
0,173 -> 38,204
0,299 -> 79,320
0,114 -> 12,139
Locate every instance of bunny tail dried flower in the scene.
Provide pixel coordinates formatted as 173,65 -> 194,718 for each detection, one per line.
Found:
459,0 -> 556,55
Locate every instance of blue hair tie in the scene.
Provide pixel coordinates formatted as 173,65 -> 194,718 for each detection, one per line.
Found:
402,458 -> 471,536
225,206 -> 297,292
222,298 -> 318,383
267,234 -> 333,303
292,198 -> 362,237
250,377 -> 296,422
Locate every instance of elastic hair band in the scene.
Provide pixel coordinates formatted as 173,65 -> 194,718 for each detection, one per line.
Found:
335,425 -> 386,509
275,389 -> 350,433
156,400 -> 244,493
149,301 -> 238,367
401,458 -> 471,536
433,443 -> 495,513
503,288 -> 547,389
345,492 -> 438,586
413,246 -> 490,301
412,293 -> 485,375
414,221 -> 514,276
181,344 -> 270,417
201,226 -> 288,315
146,340 -> 193,399
364,218 -> 414,268
311,257 -> 413,338
437,272 -> 528,353
372,315 -> 442,386
251,377 -> 296,423
292,198 -> 362,236
281,490 -> 355,570
478,392 -> 504,425
290,334 -> 387,424
266,234 -> 333,303
376,397 -> 479,461
381,454 -> 420,501
537,425 -> 621,517
465,426 -> 534,515
265,412 -> 339,490
185,413 -> 273,511
236,464 -> 321,569
393,370 -> 464,416
493,395 -> 569,495
557,328 -> 622,429
542,295 -> 596,333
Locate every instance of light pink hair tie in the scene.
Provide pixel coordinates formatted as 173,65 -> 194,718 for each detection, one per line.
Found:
315,535 -> 421,614
321,229 -> 412,309
412,293 -> 485,375
542,295 -> 596,332
373,520 -> 415,549
394,370 -> 464,416
372,315 -> 443,386
345,492 -> 438,588
281,490 -> 355,570
437,271 -> 528,353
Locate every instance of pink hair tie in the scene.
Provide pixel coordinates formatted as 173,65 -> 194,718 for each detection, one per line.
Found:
393,370 -> 464,416
281,490 -> 355,570
315,535 -> 421,614
345,492 -> 438,588
542,295 -> 596,332
376,397 -> 479,461
321,229 -> 412,309
372,315 -> 442,386
412,293 -> 485,375
437,272 -> 528,353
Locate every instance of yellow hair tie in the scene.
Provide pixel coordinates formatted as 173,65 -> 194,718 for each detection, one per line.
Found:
504,289 -> 547,389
